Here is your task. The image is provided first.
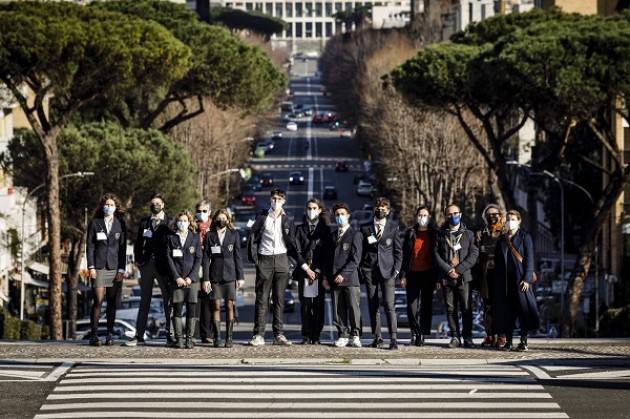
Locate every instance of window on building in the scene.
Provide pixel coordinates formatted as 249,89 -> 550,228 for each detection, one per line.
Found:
295,21 -> 303,37
255,3 -> 263,12
305,2 -> 313,17
315,2 -> 323,17
296,2 -> 303,17
285,2 -> 293,17
468,3 -> 473,23
266,3 -> 273,15
286,22 -> 293,37
325,2 -> 333,16
226,2 -> 233,7
315,22 -> 322,37
234,2 -> 243,6
276,2 -> 283,16
246,2 -> 253,10
305,22 -> 313,37
481,3 -> 486,20
345,2 -> 352,11
325,21 -> 333,36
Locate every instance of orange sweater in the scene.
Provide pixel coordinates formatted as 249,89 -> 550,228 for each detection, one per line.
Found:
410,230 -> 433,272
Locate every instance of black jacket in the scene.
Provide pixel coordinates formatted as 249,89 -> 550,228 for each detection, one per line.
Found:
247,210 -> 299,265
133,214 -> 172,273
434,223 -> 479,284
166,231 -> 202,283
359,219 -> 403,280
202,228 -> 244,284
401,225 -> 436,277
86,217 -> 127,271
294,220 -> 333,275
328,226 -> 363,287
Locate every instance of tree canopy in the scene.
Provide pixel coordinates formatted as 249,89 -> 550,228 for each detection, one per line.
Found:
210,7 -> 286,40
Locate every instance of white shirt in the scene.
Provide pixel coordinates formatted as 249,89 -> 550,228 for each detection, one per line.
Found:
218,228 -> 226,245
178,231 -> 188,247
104,216 -> 113,234
259,209 -> 288,256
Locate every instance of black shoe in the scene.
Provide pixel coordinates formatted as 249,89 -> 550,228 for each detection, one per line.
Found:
448,337 -> 461,348
185,339 -> 194,349
105,335 -> 114,346
175,339 -> 185,349
415,334 -> 425,347
515,341 -> 528,352
89,337 -> 101,347
310,339 -> 321,345
124,336 -> 145,347
409,334 -> 416,346
501,341 -> 513,351
370,338 -> 384,348
166,336 -> 177,347
389,339 -> 399,350
201,337 -> 213,344
301,337 -> 310,345
463,338 -> 475,348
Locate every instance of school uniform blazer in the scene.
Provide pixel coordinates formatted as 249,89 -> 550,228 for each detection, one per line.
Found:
133,214 -> 172,273
166,231 -> 202,283
359,219 -> 403,280
202,229 -> 244,284
294,220 -> 333,275
328,226 -> 363,287
86,217 -> 127,271
246,210 -> 300,265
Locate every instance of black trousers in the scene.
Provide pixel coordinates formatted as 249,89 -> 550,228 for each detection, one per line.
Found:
442,280 -> 473,339
406,270 -> 436,336
253,254 -> 289,337
332,286 -> 361,338
297,273 -> 325,341
363,268 -> 397,339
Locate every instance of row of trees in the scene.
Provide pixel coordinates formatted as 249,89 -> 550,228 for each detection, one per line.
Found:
392,9 -> 630,334
0,1 -> 286,339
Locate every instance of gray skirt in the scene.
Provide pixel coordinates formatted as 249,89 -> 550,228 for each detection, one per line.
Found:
93,269 -> 117,288
172,282 -> 200,304
210,281 -> 236,301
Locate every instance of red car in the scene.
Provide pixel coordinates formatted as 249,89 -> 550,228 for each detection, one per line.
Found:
312,112 -> 337,124
241,190 -> 257,206
335,160 -> 349,172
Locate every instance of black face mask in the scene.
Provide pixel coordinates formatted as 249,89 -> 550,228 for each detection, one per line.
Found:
215,219 -> 228,229
150,204 -> 163,215
374,209 -> 388,220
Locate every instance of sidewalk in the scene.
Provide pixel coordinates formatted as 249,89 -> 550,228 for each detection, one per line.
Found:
1,338 -> 629,364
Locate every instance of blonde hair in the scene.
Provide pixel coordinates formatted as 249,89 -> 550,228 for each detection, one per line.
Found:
174,210 -> 196,232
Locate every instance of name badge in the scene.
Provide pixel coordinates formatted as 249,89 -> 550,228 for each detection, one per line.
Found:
211,246 -> 221,254
342,243 -> 351,251
246,219 -> 255,228
367,235 -> 377,244
96,232 -> 107,241
173,249 -> 183,258
453,243 -> 462,251
143,229 -> 153,238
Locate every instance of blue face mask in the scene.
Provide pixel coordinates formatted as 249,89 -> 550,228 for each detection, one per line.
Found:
448,215 -> 461,226
103,206 -> 115,216
335,215 -> 348,226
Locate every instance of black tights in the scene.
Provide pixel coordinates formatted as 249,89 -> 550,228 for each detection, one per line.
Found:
173,302 -> 197,326
91,285 -> 119,338
212,299 -> 234,321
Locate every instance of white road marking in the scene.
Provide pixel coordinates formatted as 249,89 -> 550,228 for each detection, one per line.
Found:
44,362 -> 74,382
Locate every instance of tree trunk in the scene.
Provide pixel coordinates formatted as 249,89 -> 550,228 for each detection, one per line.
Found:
43,135 -> 63,340
66,232 -> 85,340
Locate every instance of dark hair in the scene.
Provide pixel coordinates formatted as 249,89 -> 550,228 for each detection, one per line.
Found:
150,193 -> 165,205
173,210 -> 196,232
415,205 -> 431,216
375,197 -> 391,208
444,203 -> 460,214
506,209 -> 522,221
93,193 -> 125,219
211,208 -> 234,231
332,202 -> 351,214
304,198 -> 331,225
270,188 -> 286,199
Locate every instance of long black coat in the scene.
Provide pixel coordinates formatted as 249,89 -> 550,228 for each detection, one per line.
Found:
492,229 -> 540,333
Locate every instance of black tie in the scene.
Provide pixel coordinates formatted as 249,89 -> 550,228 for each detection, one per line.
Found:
309,224 -> 315,234
337,229 -> 343,244
376,225 -> 382,240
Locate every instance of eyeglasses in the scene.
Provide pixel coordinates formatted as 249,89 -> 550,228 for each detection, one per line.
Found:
197,209 -> 209,213
487,212 -> 499,216
446,212 -> 460,217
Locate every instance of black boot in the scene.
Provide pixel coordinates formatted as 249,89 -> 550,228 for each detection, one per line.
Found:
213,320 -> 223,348
185,318 -> 196,349
415,334 -> 425,347
225,319 -> 234,348
173,317 -> 184,349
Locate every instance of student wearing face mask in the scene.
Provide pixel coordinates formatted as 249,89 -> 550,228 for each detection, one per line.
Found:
202,209 -> 244,348
493,210 -> 539,351
127,194 -> 173,347
86,193 -> 127,346
166,211 -> 202,349
194,200 -> 215,345
247,189 -> 300,346
474,204 -> 504,347
294,199 -> 333,344
359,197 -> 403,350
324,202 -> 363,348
434,204 -> 479,348
400,206 -> 437,346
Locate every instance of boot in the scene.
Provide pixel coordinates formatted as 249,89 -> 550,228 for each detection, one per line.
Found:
185,317 -> 196,349
173,317 -> 184,349
225,319 -> 234,348
213,320 -> 223,348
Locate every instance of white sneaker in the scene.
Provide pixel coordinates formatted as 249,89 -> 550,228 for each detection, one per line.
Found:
334,337 -> 349,348
350,336 -> 362,347
249,335 -> 265,346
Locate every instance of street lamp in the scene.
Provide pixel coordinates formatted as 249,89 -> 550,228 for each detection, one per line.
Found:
20,171 -> 95,321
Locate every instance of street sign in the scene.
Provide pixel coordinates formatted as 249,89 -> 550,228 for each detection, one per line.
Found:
552,279 -> 568,294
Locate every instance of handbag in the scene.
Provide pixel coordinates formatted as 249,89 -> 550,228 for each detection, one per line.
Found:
505,235 -> 538,284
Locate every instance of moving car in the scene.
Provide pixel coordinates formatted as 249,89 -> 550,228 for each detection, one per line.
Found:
76,318 -> 141,340
335,160 -> 349,172
240,188 -> 257,206
323,185 -> 338,200
260,173 -> 274,187
356,180 -> 377,197
271,131 -> 283,140
286,121 -> 298,131
289,171 -> 305,185
257,139 -> 275,152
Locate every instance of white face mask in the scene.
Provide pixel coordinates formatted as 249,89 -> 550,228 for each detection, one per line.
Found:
177,221 -> 189,232
335,215 -> 348,226
307,209 -> 320,221
271,199 -> 284,211
195,212 -> 209,223
417,216 -> 429,227
507,220 -> 520,231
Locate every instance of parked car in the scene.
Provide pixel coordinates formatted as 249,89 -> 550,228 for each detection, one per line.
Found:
76,318 -> 144,340
260,172 -> 274,187
257,139 -> 274,152
303,107 -> 314,116
286,121 -> 298,131
289,171 -> 305,185
394,289 -> 408,327
356,181 -> 377,197
241,188 -> 257,206
271,131 -> 283,140
335,160 -> 349,172
323,185 -> 338,200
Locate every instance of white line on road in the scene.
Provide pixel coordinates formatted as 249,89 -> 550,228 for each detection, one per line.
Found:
44,362 -> 74,382
59,377 -> 537,384
308,167 -> 314,198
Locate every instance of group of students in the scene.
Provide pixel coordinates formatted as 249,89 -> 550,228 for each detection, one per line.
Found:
86,188 -> 539,351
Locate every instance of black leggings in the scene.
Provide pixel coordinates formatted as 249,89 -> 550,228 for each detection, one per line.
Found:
91,284 -> 120,338
173,302 -> 197,321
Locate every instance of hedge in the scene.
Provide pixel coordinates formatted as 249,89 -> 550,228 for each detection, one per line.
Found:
0,307 -> 42,340
599,305 -> 630,337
